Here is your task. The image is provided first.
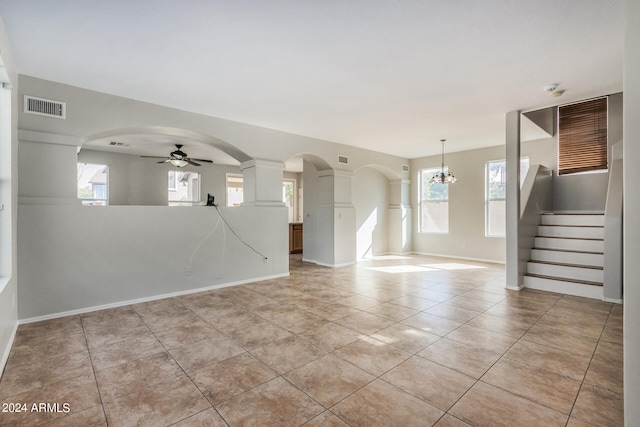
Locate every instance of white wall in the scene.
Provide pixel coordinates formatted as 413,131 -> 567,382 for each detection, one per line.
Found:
411,144 -> 507,263
521,93 -> 623,212
18,204 -> 288,320
353,167 -> 389,259
624,0 -> 640,423
0,14 -> 18,373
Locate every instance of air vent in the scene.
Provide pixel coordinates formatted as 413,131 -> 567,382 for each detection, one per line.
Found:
24,95 -> 66,119
338,155 -> 349,165
109,141 -> 129,147
402,164 -> 409,173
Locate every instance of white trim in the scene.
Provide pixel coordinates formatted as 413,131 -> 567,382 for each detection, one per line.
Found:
411,251 -> 506,266
18,273 -> 289,325
523,276 -> 603,300
603,297 -> 624,304
0,322 -> 18,373
301,258 -> 356,268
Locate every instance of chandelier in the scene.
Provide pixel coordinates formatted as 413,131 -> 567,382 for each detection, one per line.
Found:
430,139 -> 457,184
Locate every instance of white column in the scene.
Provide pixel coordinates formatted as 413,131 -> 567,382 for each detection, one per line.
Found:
505,111 -> 522,290
388,179 -> 412,254
240,159 -> 285,207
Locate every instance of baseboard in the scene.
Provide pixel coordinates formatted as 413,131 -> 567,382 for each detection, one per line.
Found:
0,322 -> 18,376
410,251 -> 506,266
18,272 -> 290,325
301,258 -> 356,268
603,297 -> 624,304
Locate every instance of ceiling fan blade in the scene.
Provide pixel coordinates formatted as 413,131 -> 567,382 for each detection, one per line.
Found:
185,159 -> 201,166
190,158 -> 213,163
141,155 -> 170,159
157,159 -> 170,164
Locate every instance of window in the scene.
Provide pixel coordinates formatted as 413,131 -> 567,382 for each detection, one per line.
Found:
77,163 -> 108,205
283,179 -> 296,222
168,171 -> 200,206
419,168 -> 449,233
226,174 -> 244,207
485,158 -> 530,237
558,97 -> 607,175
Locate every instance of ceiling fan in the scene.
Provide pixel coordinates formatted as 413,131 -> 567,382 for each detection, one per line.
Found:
141,144 -> 213,167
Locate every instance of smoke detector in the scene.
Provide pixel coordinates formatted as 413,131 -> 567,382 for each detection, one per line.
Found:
543,84 -> 565,97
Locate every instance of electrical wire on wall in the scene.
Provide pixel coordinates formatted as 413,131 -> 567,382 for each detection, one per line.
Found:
185,203 -> 268,276
214,204 -> 268,261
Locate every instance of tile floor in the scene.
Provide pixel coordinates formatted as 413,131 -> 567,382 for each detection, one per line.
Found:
0,254 -> 624,426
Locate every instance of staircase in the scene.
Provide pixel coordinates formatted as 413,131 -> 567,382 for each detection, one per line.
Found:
523,212 -> 604,300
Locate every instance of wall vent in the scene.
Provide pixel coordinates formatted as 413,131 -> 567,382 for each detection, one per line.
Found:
24,95 -> 66,119
109,141 -> 129,147
338,155 -> 349,165
402,164 -> 410,173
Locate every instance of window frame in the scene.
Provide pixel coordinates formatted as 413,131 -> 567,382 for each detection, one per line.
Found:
557,97 -> 608,175
77,162 -> 109,206
418,167 -> 450,234
226,173 -> 244,207
484,157 -> 530,237
168,170 -> 201,206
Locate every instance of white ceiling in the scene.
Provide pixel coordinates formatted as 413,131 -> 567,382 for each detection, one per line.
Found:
0,0 -> 624,159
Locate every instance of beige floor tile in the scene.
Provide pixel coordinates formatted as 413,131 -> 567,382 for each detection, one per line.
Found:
268,310 -> 329,334
601,321 -> 623,344
571,384 -> 624,427
503,339 -> 590,381
445,324 -> 517,354
387,295 -> 440,310
584,357 -> 623,394
103,376 -> 210,427
168,336 -> 246,374
433,414 -> 473,426
522,324 -> 598,357
191,353 -> 278,405
250,336 -> 327,374
483,304 -> 543,325
425,304 -> 482,323
284,354 -> 374,407
230,321 -> 292,350
216,377 -> 323,427
460,290 -> 506,303
206,310 -> 269,336
465,313 -> 531,338
408,288 -> 456,302
334,337 -> 412,376
449,381 -> 568,427
187,300 -> 245,320
154,321 -> 225,350
401,312 -> 463,336
0,374 -> 102,426
363,302 -> 419,321
554,295 -> 612,315
82,317 -> 151,349
0,350 -> 93,399
566,417 -> 598,427
171,408 -> 228,427
333,311 -> 395,335
481,358 -> 581,414
305,302 -> 360,321
370,323 -> 440,353
95,351 -> 185,402
381,356 -> 475,411
593,339 -> 623,364
332,379 -> 444,427
337,294 -> 384,310
536,312 -> 606,340
304,411 -> 350,426
417,338 -> 501,379
5,332 -> 87,370
13,316 -> 84,346
298,322 -> 362,352
250,301 -> 303,321
445,296 -> 498,312
44,404 -> 107,427
89,333 -> 164,371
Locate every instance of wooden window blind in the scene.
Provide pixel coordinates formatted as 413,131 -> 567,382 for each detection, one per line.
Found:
558,97 -> 608,175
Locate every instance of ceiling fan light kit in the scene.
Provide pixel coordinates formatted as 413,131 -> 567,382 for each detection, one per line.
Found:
429,139 -> 457,184
140,144 -> 214,167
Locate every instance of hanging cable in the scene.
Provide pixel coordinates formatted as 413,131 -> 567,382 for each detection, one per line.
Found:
214,204 -> 268,260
